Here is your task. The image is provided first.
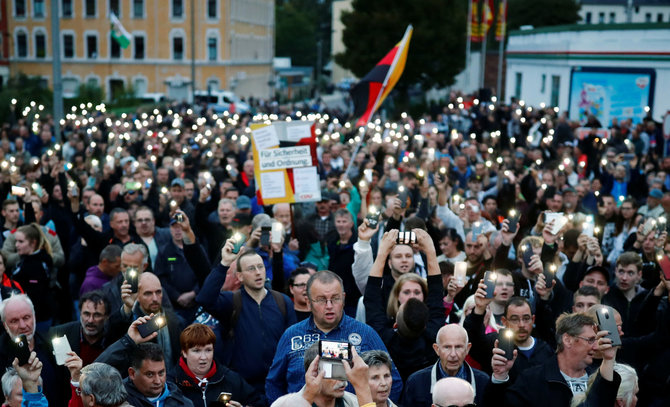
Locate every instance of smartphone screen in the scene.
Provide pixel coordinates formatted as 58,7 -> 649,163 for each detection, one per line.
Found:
396,231 -> 416,245
454,261 -> 467,287
318,340 -> 351,381
596,306 -> 622,347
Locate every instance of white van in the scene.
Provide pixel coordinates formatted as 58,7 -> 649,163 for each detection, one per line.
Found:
193,90 -> 250,113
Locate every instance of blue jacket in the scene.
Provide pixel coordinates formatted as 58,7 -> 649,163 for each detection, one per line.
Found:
265,314 -> 403,404
196,263 -> 296,390
401,361 -> 490,407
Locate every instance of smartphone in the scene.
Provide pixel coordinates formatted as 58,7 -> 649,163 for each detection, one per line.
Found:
396,231 -> 416,245
521,242 -> 534,269
137,315 -> 167,338
52,335 -> 72,365
623,153 -> 635,161
271,222 -> 284,244
366,206 -> 380,229
550,215 -> 568,235
125,181 -> 140,191
483,271 -> 497,298
596,306 -> 622,347
398,187 -> 409,209
454,261 -> 467,287
216,392 -> 232,406
32,183 -> 44,198
642,219 -> 656,236
658,254 -> 670,280
144,179 -> 152,189
498,328 -> 515,360
472,222 -> 483,240
542,264 -> 556,285
318,340 -> 352,380
11,186 -> 26,197
543,211 -> 563,224
507,210 -> 520,233
260,226 -> 271,247
12,334 -> 31,366
175,213 -> 184,223
125,267 -> 139,293
582,221 -> 595,237
231,232 -> 246,254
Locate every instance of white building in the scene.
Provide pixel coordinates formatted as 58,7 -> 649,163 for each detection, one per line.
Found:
504,23 -> 670,123
578,0 -> 670,24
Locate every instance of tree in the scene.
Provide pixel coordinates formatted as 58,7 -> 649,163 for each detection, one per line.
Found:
0,73 -> 53,124
335,0 -> 467,90
508,0 -> 581,31
275,0 -> 332,70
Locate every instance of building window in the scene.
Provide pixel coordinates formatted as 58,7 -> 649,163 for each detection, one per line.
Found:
514,72 -> 522,99
62,0 -> 73,17
35,32 -> 46,58
551,75 -> 560,107
110,33 -> 121,58
173,36 -> 183,60
645,13 -> 652,22
109,0 -> 120,16
540,74 -> 546,93
134,36 -> 145,59
34,0 -> 45,17
172,0 -> 183,17
657,13 -> 663,22
207,0 -> 217,18
85,0 -> 96,17
609,12 -> 615,23
598,12 -> 604,23
15,0 -> 26,17
63,77 -> 79,98
17,31 -> 28,57
86,34 -> 98,58
207,37 -> 217,61
63,33 -> 74,58
133,0 -> 144,18
585,12 -> 591,24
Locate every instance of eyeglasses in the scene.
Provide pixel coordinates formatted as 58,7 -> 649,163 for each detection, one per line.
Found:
506,315 -> 532,324
310,295 -> 343,306
434,403 -> 476,407
574,335 -> 597,345
291,283 -> 307,288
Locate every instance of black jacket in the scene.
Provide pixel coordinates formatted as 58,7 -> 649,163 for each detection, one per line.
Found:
125,378 -> 194,407
602,285 -> 649,334
11,249 -> 53,321
171,359 -> 265,407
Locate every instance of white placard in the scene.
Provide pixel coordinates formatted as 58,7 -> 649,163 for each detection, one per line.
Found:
293,166 -> 321,202
286,124 -> 312,141
252,125 -> 280,150
260,171 -> 286,199
259,146 -> 312,170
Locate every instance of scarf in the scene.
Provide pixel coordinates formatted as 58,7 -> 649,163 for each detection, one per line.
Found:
179,357 -> 217,391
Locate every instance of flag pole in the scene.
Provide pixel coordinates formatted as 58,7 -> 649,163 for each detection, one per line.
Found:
465,0 -> 473,92
496,0 -> 507,100
51,0 -> 63,144
480,32 -> 487,89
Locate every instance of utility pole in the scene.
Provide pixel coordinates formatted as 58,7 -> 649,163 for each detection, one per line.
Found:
51,0 -> 63,143
190,0 -> 196,103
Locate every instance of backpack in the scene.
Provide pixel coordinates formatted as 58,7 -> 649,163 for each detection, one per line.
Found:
226,289 -> 287,338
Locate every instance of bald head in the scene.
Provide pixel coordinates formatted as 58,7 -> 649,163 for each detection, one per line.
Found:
432,377 -> 474,406
137,272 -> 163,315
436,324 -> 469,346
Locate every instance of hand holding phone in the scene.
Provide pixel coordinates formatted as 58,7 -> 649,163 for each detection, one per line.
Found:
498,328 -> 515,360
318,340 -> 352,381
454,261 -> 467,288
366,206 -> 381,229
137,315 -> 167,338
483,271 -> 497,298
125,268 -> 139,293
12,335 -> 31,366
520,242 -> 534,269
507,209 -> 520,234
231,232 -> 246,254
596,306 -> 622,347
396,231 -> 416,245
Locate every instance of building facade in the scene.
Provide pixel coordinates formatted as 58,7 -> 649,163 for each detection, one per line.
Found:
7,0 -> 274,101
0,0 -> 9,89
504,23 -> 670,124
578,0 -> 670,24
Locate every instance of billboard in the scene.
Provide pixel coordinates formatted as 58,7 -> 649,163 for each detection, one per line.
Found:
568,67 -> 655,127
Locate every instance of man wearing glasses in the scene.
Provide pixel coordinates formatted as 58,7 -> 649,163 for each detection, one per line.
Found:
265,270 -> 402,404
488,313 -> 601,406
463,292 -> 554,378
196,243 -> 297,396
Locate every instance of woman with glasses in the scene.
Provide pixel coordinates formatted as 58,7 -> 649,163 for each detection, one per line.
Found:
287,267 -> 311,321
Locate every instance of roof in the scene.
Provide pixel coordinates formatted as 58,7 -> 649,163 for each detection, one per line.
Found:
509,22 -> 670,36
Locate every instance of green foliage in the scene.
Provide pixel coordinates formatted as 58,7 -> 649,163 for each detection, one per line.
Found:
0,73 -> 53,124
335,0 -> 467,89
508,0 -> 581,31
64,83 -> 105,110
276,0 -> 332,70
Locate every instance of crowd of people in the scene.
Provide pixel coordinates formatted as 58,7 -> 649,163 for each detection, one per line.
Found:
0,91 -> 669,407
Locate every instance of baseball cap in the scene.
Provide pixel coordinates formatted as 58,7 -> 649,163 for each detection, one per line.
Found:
649,188 -> 663,199
584,266 -> 610,285
236,195 -> 252,210
171,178 -> 185,188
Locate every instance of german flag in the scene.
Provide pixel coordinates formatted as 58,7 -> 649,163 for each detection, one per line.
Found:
351,25 -> 413,128
495,0 -> 507,41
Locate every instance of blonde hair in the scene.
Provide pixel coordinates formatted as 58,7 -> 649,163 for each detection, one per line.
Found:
16,223 -> 52,256
386,273 -> 427,318
571,363 -> 637,407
